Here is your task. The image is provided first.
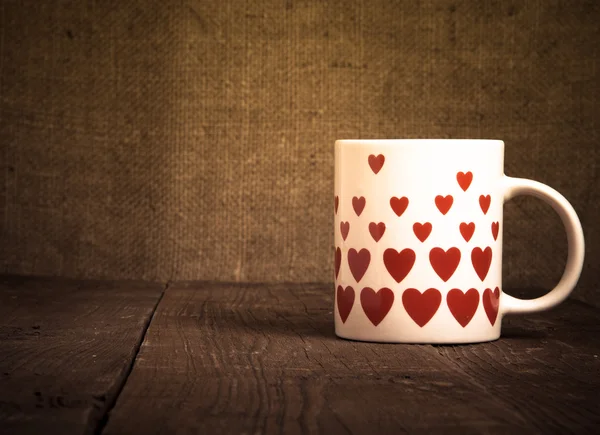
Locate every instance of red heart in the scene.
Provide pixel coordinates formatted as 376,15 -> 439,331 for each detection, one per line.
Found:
483,287 -> 500,326
337,285 -> 355,323
491,221 -> 499,241
429,247 -> 461,282
459,222 -> 475,242
390,196 -> 409,217
479,195 -> 491,214
402,288 -> 442,327
447,288 -> 480,327
360,287 -> 394,326
471,247 -> 492,281
335,247 -> 341,279
368,154 -> 385,174
352,196 -> 366,216
413,222 -> 432,242
348,248 -> 371,283
456,171 -> 473,191
383,248 -> 416,283
435,195 -> 453,215
340,222 -> 350,240
369,222 -> 386,242
334,196 -> 339,214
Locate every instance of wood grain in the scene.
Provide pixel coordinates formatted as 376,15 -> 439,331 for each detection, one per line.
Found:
0,275 -> 164,435
104,282 -> 600,434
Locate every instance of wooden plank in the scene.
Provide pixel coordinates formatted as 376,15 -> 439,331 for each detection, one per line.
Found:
104,282 -> 600,434
0,275 -> 164,435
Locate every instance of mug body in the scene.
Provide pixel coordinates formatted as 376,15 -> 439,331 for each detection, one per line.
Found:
334,139 -> 504,343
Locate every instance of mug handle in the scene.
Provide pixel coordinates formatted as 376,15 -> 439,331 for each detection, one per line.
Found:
500,176 -> 585,315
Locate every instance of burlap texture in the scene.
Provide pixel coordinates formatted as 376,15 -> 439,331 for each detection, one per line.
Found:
1,0 -> 598,303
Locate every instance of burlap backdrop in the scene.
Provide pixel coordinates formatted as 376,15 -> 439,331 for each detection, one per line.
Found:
1,0 -> 598,304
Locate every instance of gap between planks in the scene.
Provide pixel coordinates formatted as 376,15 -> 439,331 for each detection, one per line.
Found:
93,281 -> 170,435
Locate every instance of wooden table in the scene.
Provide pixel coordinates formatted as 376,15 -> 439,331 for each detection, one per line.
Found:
1,276 -> 599,434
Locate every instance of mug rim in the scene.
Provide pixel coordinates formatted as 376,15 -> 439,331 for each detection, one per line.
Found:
336,138 -> 504,145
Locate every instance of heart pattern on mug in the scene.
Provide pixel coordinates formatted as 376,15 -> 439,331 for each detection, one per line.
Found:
361,287 -> 394,326
402,288 -> 442,327
368,154 -> 385,174
447,288 -> 480,327
348,248 -> 371,283
390,196 -> 409,217
479,195 -> 491,214
340,222 -> 350,241
383,248 -> 416,283
336,165 -> 501,331
337,285 -> 355,323
459,222 -> 475,242
456,171 -> 473,191
435,195 -> 453,215
491,221 -> 499,241
369,222 -> 386,242
471,247 -> 492,281
353,196 -> 366,216
413,222 -> 432,242
429,247 -> 461,282
483,287 -> 500,325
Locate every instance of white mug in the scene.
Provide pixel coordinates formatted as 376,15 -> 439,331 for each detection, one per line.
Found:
333,139 -> 584,343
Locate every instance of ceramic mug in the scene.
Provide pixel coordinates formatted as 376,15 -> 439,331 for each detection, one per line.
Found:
333,139 -> 584,343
